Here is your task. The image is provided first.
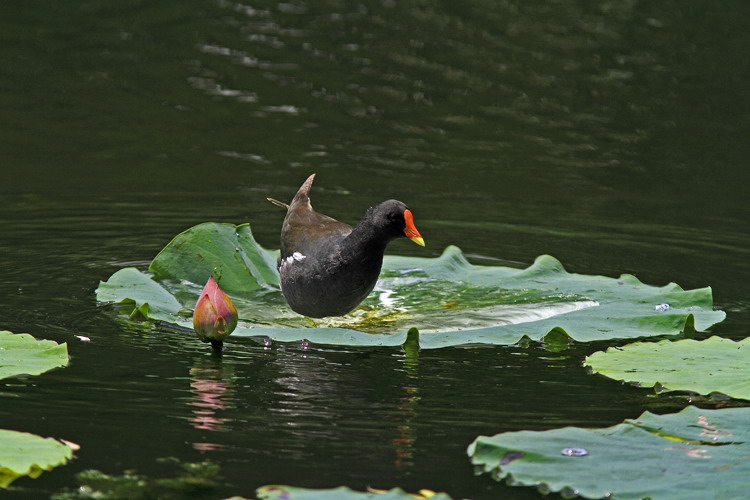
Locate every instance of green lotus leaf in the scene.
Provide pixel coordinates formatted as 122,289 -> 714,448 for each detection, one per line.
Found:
96,267 -> 183,322
468,405 -> 750,500
0,330 -> 69,380
585,336 -> 750,400
0,429 -> 75,488
95,222 -> 725,348
232,326 -> 409,347
256,485 -> 454,500
148,222 -> 278,293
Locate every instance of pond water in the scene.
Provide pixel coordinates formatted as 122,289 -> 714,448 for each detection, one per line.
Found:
2,1 -> 749,498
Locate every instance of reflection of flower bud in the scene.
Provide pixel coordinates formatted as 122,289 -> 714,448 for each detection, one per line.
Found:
193,276 -> 238,344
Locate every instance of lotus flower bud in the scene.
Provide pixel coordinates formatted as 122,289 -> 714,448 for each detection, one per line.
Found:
193,276 -> 238,345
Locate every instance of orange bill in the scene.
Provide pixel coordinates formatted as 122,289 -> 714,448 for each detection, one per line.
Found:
403,209 -> 425,247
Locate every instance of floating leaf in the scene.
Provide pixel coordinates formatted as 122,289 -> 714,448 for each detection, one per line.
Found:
95,223 -> 725,348
383,247 -> 724,348
257,485 -> 454,500
468,406 -> 750,500
585,336 -> 750,400
149,222 -> 278,293
0,330 -> 69,380
96,267 -> 183,322
232,326 -> 409,347
0,430 -> 74,488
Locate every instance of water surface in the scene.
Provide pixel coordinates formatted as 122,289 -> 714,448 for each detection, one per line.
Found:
1,1 -> 749,498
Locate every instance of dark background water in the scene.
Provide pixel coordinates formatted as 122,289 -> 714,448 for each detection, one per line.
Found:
1,1 -> 748,498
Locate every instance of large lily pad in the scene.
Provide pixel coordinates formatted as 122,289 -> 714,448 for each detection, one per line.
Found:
95,222 -> 725,348
257,485 -> 454,500
0,330 -> 69,380
0,430 -> 74,488
468,405 -> 750,500
585,336 -> 750,401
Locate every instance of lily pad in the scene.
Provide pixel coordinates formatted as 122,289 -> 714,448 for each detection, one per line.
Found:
0,330 -> 69,380
0,430 -> 74,488
468,405 -> 750,500
95,222 -> 725,348
256,485 -> 454,500
148,222 -> 279,293
585,336 -> 750,401
95,267 -> 183,322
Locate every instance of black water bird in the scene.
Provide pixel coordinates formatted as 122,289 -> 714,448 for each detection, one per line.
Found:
270,174 -> 425,318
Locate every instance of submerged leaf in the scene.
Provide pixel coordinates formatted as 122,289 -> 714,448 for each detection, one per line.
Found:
257,485 -> 454,500
585,336 -> 750,401
0,430 -> 74,488
50,459 -> 220,499
468,406 -> 750,500
0,330 -> 68,380
94,223 -> 726,348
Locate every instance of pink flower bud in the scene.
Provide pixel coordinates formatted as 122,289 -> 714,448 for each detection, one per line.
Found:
193,276 -> 238,343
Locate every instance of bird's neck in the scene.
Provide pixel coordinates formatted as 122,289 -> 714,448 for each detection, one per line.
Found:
346,221 -> 390,260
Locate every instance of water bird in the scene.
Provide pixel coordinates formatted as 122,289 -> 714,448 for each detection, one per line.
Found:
269,173 -> 425,318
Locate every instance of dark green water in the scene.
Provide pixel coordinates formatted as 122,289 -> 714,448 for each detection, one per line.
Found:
1,1 -> 748,498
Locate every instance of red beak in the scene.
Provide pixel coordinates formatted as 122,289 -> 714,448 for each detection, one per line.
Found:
403,209 -> 425,247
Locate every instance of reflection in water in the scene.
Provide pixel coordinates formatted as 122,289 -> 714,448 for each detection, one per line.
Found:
181,343 -> 423,469
189,361 -> 237,451
190,370 -> 230,431
393,330 -> 420,468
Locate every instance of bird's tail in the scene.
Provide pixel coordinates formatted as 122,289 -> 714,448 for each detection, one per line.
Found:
293,173 -> 316,203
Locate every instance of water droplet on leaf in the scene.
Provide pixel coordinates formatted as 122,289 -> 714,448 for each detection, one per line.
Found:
561,447 -> 588,457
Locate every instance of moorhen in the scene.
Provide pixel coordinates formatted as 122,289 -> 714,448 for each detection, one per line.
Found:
270,173 -> 425,318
